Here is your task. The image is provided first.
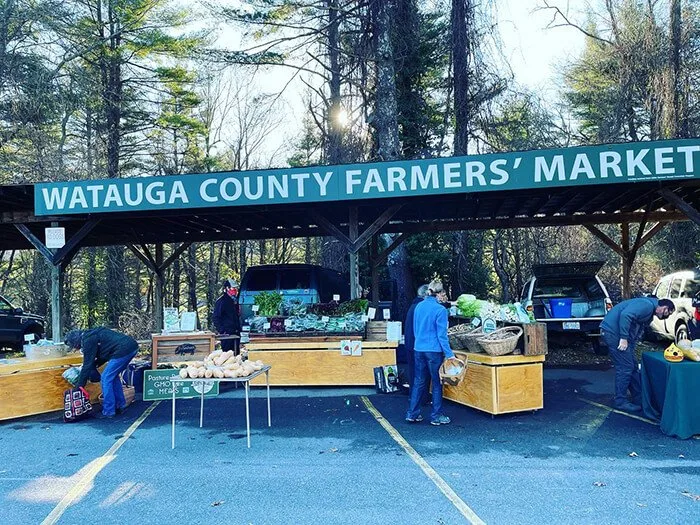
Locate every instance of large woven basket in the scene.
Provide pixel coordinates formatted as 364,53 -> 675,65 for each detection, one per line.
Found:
447,324 -> 472,351
475,326 -> 523,356
459,326 -> 486,353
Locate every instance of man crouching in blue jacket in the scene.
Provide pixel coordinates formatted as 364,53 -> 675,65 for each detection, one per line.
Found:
405,280 -> 455,426
600,296 -> 675,412
65,328 -> 139,419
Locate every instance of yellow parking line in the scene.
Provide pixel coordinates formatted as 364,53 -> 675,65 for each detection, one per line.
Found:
578,397 -> 659,425
41,402 -> 160,525
360,396 -> 485,525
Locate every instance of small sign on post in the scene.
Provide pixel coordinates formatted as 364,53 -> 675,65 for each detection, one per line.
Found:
45,227 -> 66,249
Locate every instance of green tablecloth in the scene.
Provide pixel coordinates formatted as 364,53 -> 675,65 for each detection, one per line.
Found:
641,351 -> 700,439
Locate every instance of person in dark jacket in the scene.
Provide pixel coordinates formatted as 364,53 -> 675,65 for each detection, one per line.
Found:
65,327 -> 139,419
213,278 -> 241,354
403,284 -> 429,392
600,296 -> 675,412
406,280 -> 455,426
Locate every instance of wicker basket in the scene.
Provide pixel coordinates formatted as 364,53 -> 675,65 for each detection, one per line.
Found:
439,353 -> 467,386
447,324 -> 472,351
459,326 -> 487,353
475,326 -> 523,356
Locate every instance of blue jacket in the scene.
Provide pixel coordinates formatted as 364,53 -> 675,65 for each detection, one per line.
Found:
600,296 -> 658,343
413,296 -> 454,357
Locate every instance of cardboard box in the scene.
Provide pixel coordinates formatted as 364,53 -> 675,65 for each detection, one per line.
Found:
373,365 -> 400,393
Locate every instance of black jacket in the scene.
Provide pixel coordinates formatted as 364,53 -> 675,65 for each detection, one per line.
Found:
77,328 -> 139,387
213,294 -> 241,335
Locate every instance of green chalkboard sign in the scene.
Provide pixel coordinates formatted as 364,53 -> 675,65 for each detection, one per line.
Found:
143,369 -> 219,401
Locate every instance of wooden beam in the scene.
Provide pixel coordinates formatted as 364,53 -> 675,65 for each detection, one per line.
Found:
583,225 -> 625,257
161,242 -> 191,271
372,232 -> 410,268
351,204 -> 403,253
638,222 -> 667,248
14,224 -> 53,263
52,219 -> 100,267
309,211 -> 353,247
658,187 -> 700,226
127,244 -> 158,274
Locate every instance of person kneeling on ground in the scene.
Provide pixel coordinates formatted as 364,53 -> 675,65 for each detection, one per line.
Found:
599,296 -> 675,413
405,279 -> 455,426
65,327 -> 139,419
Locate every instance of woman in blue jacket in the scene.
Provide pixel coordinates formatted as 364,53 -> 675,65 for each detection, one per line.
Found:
405,280 -> 455,426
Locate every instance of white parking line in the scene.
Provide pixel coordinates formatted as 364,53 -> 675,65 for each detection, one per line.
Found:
578,397 -> 659,425
41,402 -> 160,525
361,396 -> 485,525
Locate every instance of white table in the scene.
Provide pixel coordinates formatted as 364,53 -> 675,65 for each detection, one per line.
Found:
170,366 -> 271,449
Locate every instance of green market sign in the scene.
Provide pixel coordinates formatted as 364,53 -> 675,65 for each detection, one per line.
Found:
143,369 -> 219,401
35,139 -> 700,216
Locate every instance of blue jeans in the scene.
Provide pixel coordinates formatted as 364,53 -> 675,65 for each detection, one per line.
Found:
406,351 -> 444,422
602,332 -> 641,407
101,351 -> 137,416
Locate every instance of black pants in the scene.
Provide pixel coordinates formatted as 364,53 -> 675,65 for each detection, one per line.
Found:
220,335 -> 240,355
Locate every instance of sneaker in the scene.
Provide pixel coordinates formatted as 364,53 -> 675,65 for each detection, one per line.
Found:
615,402 -> 642,413
405,415 -> 424,423
430,415 -> 451,426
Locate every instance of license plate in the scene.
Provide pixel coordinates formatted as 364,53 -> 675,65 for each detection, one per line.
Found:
563,322 -> 580,330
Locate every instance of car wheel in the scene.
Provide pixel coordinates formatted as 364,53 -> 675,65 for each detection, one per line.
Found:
675,324 -> 689,345
592,338 -> 608,356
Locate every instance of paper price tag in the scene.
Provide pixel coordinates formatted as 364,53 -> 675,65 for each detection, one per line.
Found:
242,325 -> 251,332
321,316 -> 330,323
361,315 -> 369,322
367,307 -> 376,319
333,294 -> 340,301
252,305 -> 260,313
263,322 -> 271,330
382,309 -> 391,320
284,319 -> 292,327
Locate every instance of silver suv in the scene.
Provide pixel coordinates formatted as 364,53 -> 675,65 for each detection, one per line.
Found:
647,268 -> 700,343
521,262 -> 612,354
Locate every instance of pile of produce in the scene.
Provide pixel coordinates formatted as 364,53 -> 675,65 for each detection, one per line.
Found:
455,294 -> 534,323
178,349 -> 265,379
253,291 -> 284,316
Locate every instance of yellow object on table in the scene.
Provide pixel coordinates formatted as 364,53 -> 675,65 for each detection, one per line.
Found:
443,352 -> 545,415
0,355 -> 102,421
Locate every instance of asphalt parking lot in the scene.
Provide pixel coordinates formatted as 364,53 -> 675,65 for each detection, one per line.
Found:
1,369 -> 698,525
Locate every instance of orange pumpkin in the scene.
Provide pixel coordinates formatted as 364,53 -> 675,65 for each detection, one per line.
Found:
664,344 -> 685,363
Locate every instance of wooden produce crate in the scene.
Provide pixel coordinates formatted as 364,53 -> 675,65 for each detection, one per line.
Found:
504,322 -> 548,356
0,356 -> 102,421
443,352 -> 544,415
365,321 -> 388,341
246,339 -> 398,386
151,332 -> 216,368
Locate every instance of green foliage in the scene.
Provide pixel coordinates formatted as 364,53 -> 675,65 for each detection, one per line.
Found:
254,291 -> 284,316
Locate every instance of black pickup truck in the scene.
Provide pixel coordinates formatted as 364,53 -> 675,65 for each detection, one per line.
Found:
0,294 -> 44,351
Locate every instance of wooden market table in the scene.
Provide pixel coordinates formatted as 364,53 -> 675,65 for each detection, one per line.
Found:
245,337 -> 398,386
0,355 -> 102,421
443,352 -> 545,415
170,366 -> 271,449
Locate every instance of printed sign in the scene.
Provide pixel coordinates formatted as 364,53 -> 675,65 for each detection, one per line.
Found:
45,227 -> 65,248
143,370 -> 219,401
34,139 -> 700,215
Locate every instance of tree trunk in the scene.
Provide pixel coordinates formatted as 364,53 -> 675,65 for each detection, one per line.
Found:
452,0 -> 471,155
172,256 -> 181,309
86,247 -> 98,326
105,246 -> 126,327
493,232 -> 510,303
187,243 -> 197,313
669,0 -> 683,138
371,0 -> 400,160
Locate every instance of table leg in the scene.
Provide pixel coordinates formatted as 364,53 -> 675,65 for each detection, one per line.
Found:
245,380 -> 251,449
200,382 -> 204,428
266,370 -> 271,427
171,381 -> 176,449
